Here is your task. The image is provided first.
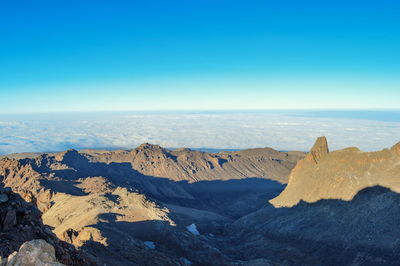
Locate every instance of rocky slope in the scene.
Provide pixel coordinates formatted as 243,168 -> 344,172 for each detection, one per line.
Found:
0,184 -> 92,265
82,144 -> 304,183
3,138 -> 398,265
0,144 -> 300,265
223,137 -> 400,265
270,136 -> 400,207
225,185 -> 400,265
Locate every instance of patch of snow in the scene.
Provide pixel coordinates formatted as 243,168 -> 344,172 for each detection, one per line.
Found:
186,223 -> 200,235
143,241 -> 155,249
180,257 -> 192,265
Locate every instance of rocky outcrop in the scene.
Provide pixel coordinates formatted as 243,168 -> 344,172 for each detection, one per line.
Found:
306,136 -> 329,164
5,239 -> 64,266
270,136 -> 400,207
224,138 -> 400,264
0,185 -> 92,265
81,144 -> 304,183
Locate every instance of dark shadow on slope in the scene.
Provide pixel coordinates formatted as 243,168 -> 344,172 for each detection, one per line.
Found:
170,178 -> 285,220
25,150 -> 285,220
0,183 -> 93,265
39,179 -> 87,196
224,186 -> 400,266
81,213 -> 228,266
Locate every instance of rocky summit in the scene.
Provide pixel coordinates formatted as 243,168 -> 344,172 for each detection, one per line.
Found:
0,140 -> 400,265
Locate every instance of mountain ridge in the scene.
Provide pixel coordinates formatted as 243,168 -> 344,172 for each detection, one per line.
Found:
270,137 -> 400,207
0,143 -> 300,265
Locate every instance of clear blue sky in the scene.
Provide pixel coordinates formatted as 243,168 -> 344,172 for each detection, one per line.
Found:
1,0 -> 399,113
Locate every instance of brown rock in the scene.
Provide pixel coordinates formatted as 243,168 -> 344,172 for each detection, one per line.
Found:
271,137 -> 400,207
306,136 -> 329,164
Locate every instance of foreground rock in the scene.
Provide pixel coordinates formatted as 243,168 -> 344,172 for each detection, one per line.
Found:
0,185 -> 92,265
5,239 -> 64,266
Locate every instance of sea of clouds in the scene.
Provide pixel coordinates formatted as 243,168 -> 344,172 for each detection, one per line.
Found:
0,111 -> 399,155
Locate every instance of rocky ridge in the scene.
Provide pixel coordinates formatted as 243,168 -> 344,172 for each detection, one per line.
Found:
223,137 -> 400,265
82,144 -> 304,183
270,136 -> 400,207
3,139 -> 398,265
0,144 -> 299,265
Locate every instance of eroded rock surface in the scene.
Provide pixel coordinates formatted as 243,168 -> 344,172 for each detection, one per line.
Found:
271,137 -> 400,207
4,139 -> 398,265
0,185 -> 92,265
222,137 -> 400,265
0,144 -> 298,265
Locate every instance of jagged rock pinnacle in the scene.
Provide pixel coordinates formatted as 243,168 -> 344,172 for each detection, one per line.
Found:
308,136 -> 329,163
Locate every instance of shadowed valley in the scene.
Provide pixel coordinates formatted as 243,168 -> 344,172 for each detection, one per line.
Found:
1,140 -> 399,265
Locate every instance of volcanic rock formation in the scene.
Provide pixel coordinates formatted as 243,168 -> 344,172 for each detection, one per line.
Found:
82,144 -> 303,183
3,139 -> 398,265
270,136 -> 400,207
0,144 -> 300,265
224,137 -> 400,265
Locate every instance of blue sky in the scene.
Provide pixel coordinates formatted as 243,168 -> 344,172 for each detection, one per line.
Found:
1,0 -> 400,113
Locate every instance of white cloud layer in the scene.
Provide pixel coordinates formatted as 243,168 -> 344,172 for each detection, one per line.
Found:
0,111 -> 399,155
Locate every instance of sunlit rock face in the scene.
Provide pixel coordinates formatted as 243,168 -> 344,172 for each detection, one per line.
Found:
0,184 -> 92,265
0,144 -> 296,265
223,138 -> 400,265
270,136 -> 400,207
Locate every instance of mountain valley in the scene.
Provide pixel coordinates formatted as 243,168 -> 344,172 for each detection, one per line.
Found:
0,139 -> 399,265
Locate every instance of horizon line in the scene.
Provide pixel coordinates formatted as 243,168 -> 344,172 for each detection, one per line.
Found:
1,108 -> 400,115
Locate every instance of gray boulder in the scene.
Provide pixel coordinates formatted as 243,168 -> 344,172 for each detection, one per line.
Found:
6,240 -> 64,266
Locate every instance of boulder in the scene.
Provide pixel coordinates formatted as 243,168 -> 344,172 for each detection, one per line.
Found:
6,239 -> 64,266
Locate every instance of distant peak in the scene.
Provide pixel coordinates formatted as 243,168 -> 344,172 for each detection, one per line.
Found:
62,149 -> 81,158
54,149 -> 89,166
54,149 -> 79,161
308,136 -> 329,163
137,143 -> 164,150
65,149 -> 79,154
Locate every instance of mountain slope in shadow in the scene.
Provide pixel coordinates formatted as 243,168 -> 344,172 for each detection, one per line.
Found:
0,184 -> 93,265
2,139 -> 399,265
225,185 -> 400,265
0,144 -> 291,265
